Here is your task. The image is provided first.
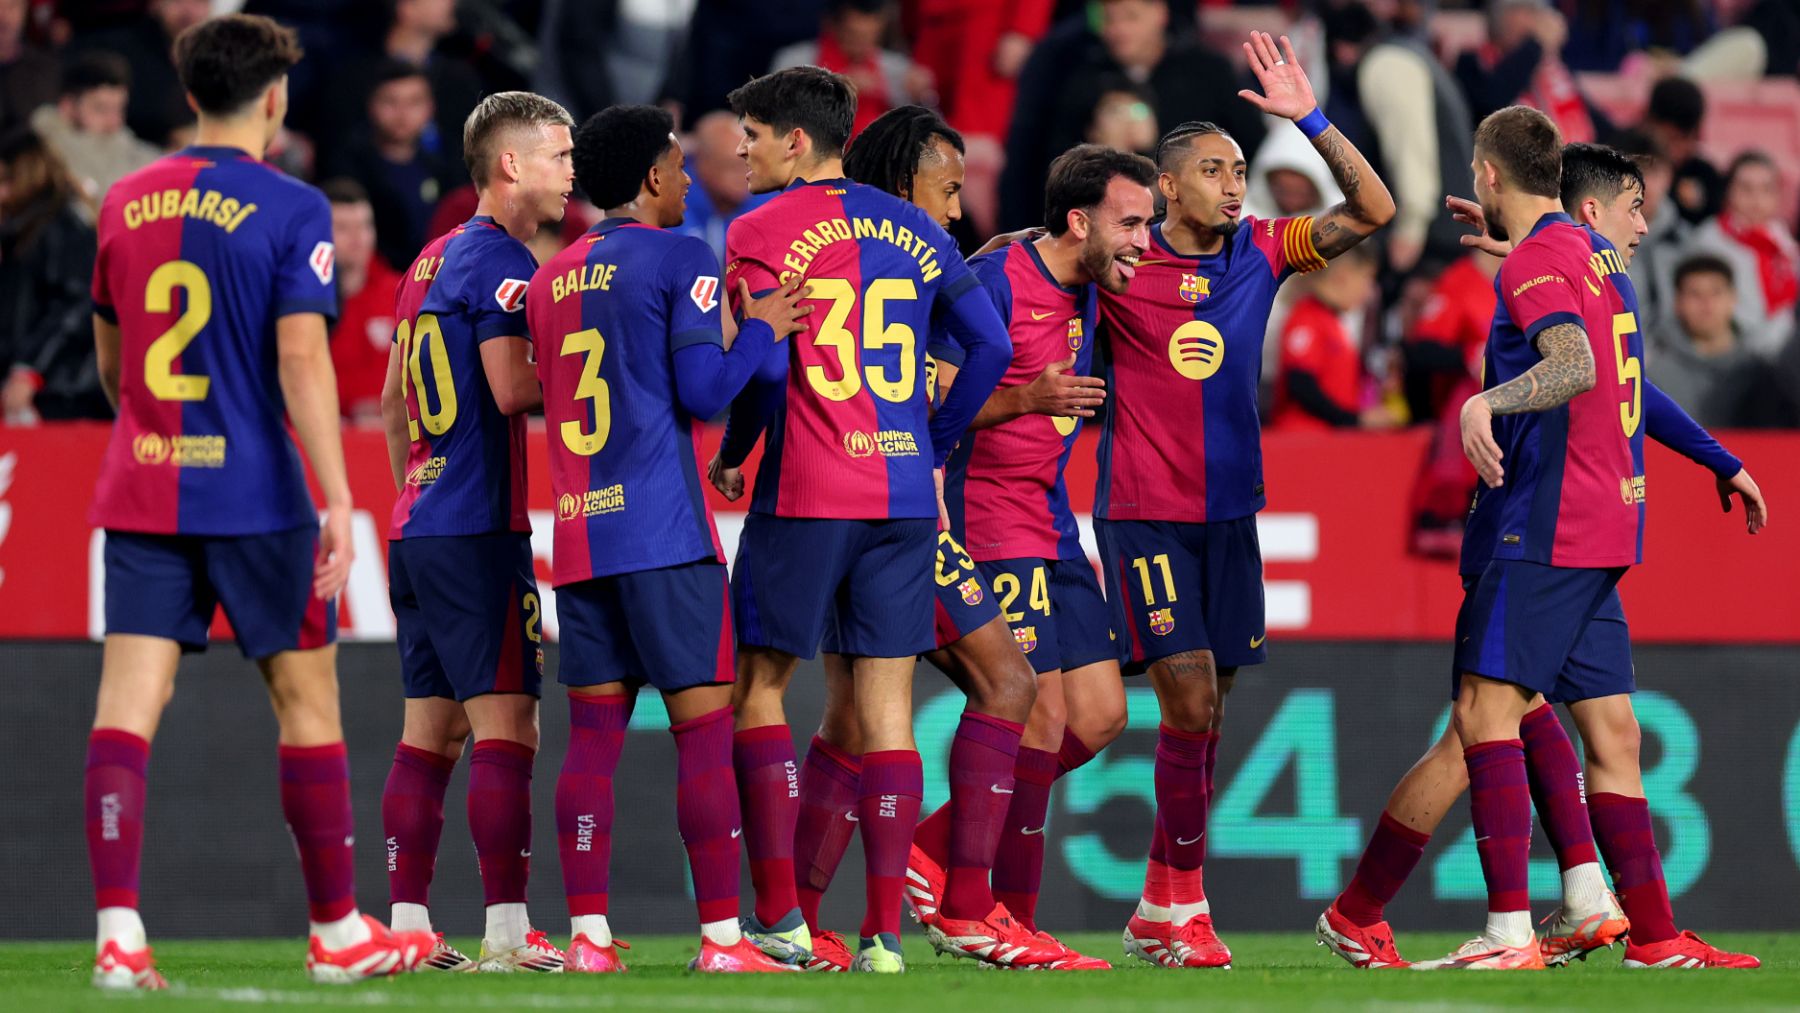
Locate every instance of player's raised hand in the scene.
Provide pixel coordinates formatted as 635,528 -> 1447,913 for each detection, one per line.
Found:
742,276 -> 813,339
1717,467 -> 1768,534
314,503 -> 354,601
1446,195 -> 1514,257
708,452 -> 745,501
1459,394 -> 1505,487
1237,32 -> 1317,120
1022,353 -> 1106,418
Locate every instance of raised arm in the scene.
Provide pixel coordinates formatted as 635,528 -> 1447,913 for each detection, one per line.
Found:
1238,32 -> 1395,260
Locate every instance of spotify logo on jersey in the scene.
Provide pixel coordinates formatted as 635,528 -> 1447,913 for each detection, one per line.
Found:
1168,320 -> 1226,380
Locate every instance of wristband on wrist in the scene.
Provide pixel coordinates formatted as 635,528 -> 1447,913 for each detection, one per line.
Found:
1297,107 -> 1331,139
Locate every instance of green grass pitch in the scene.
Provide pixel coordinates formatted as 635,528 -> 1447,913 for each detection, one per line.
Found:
4,932 -> 1793,1011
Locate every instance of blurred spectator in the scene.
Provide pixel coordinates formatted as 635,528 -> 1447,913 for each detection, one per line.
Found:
0,128 -> 105,423
321,0 -> 484,173
1688,151 -> 1798,357
324,61 -> 458,272
672,109 -> 772,263
1083,81 -> 1157,156
608,0 -> 698,106
669,0 -> 823,124
321,179 -> 400,425
1404,249 -> 1501,423
30,51 -> 158,209
1004,0 -> 1263,233
998,11 -> 1103,230
1243,124 -> 1342,222
531,0 -> 616,123
1741,0 -> 1800,77
1611,127 -> 1690,328
1639,77 -> 1721,225
771,0 -> 925,137
1562,0 -> 1714,73
66,0 -> 206,148
1325,1 -> 1473,275
1270,247 -> 1397,432
1650,254 -> 1762,427
0,0 -> 56,134
1454,1 -> 1605,142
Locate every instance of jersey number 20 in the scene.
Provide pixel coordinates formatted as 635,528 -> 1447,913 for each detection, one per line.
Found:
396,313 -> 458,440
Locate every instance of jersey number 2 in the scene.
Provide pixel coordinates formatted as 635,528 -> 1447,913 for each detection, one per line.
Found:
143,261 -> 212,401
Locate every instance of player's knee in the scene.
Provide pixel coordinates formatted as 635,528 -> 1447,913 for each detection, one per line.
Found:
1582,714 -> 1641,770
1025,684 -> 1068,742
1161,688 -> 1217,735
1070,692 -> 1127,750
970,654 -> 1036,722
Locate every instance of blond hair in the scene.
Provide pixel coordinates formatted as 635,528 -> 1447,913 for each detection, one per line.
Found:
463,91 -> 574,187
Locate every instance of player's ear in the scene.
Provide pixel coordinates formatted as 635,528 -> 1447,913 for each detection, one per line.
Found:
1068,208 -> 1090,241
1158,170 -> 1179,204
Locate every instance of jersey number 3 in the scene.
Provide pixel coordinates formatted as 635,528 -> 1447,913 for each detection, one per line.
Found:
559,328 -> 612,456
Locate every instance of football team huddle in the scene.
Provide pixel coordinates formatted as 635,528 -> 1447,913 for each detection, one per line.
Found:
79,12 -> 1768,991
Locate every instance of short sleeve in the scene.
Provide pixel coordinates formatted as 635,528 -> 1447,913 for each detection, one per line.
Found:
725,216 -> 778,312
1499,246 -> 1584,346
467,237 -> 537,343
661,236 -> 727,351
274,188 -> 340,321
1248,215 -> 1329,279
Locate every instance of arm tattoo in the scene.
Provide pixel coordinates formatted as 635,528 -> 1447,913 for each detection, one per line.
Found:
1313,127 -> 1361,199
1479,323 -> 1598,416
1308,126 -> 1390,258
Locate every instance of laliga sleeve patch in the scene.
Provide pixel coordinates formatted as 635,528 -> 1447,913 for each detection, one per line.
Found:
690,275 -> 720,313
309,241 -> 335,285
495,278 -> 530,313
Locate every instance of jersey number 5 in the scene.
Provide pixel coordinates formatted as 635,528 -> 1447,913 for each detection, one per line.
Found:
559,328 -> 612,456
804,277 -> 917,403
144,261 -> 212,401
396,313 -> 458,440
1610,311 -> 1641,437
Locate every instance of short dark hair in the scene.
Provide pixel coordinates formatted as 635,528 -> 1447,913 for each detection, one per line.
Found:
727,66 -> 856,160
62,52 -> 130,99
1725,149 -> 1778,188
462,90 -> 574,187
1473,105 -> 1562,199
1646,77 -> 1705,135
320,177 -> 371,206
172,13 -> 303,117
1674,253 -> 1734,290
371,59 -> 430,94
827,0 -> 889,14
1043,143 -> 1157,236
843,104 -> 964,202
574,104 -> 676,209
1155,120 -> 1232,172
1604,127 -> 1661,167
1560,142 -> 1644,212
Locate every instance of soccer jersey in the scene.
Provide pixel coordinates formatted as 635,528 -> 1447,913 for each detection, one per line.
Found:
89,145 -> 337,535
1095,215 -> 1326,523
1484,213 -> 1644,569
943,240 -> 1097,561
388,216 -> 537,539
723,177 -> 986,519
529,218 -> 728,585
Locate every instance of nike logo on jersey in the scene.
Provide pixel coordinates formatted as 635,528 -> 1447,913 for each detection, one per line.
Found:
1176,834 -> 1204,846
1249,634 -> 1266,649
730,827 -> 742,839
519,849 -> 531,858
991,784 -> 1014,794
1020,826 -> 1045,836
1030,310 -> 1054,320
845,812 -> 860,822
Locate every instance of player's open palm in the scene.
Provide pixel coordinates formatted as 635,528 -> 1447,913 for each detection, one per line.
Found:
1718,468 -> 1768,533
741,276 -> 813,339
1460,395 -> 1505,487
1025,354 -> 1106,418
314,505 -> 354,601
1445,195 -> 1514,257
1237,32 -> 1316,120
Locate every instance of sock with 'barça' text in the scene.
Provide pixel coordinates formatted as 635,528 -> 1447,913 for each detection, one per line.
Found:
381,742 -> 454,928
857,750 -> 924,940
1519,704 -> 1608,911
734,724 -> 801,928
87,729 -> 149,950
557,694 -> 627,927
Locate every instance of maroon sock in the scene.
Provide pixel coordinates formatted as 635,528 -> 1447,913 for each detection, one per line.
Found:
734,723 -> 800,926
278,742 -> 357,923
86,729 -> 149,911
942,713 -> 1024,920
1520,704 -> 1598,869
1590,792 -> 1677,943
1465,739 -> 1532,915
793,735 -> 862,931
557,694 -> 627,917
991,745 -> 1057,930
671,707 -> 741,926
381,742 -> 454,907
857,750 -> 924,939
469,739 -> 534,906
1154,726 -> 1214,876
913,803 -> 952,867
1056,727 -> 1097,778
1336,811 -> 1431,927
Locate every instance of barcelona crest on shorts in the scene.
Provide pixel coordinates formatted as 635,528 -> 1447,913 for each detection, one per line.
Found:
1013,624 -> 1039,653
958,578 -> 983,606
1148,608 -> 1176,636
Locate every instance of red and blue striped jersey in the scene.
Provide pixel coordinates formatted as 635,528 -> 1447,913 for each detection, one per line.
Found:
387,216 -> 536,539
724,178 -> 984,519
89,146 -> 337,535
528,219 -> 727,586
1094,216 -> 1325,523
1481,213 -> 1645,569
943,241 -> 1096,561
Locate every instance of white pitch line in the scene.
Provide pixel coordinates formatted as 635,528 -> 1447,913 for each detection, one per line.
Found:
156,986 -> 822,1011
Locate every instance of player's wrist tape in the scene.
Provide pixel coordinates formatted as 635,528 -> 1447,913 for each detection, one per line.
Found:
1297,107 -> 1331,139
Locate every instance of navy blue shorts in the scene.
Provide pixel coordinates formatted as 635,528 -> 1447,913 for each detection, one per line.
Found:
732,515 -> 936,660
931,530 -> 1002,648
1096,516 -> 1266,674
104,526 -> 335,659
557,561 -> 735,693
975,557 -> 1115,675
389,533 -> 543,701
1454,561 -> 1631,700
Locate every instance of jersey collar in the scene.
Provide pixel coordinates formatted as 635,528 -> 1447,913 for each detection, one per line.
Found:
462,214 -> 502,232
1526,211 -> 1575,238
591,216 -> 650,236
786,176 -> 853,190
178,144 -> 252,162
1021,239 -> 1084,296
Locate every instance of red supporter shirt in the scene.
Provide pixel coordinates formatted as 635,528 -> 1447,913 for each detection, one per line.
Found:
329,258 -> 402,420
1412,255 -> 1497,375
1270,294 -> 1360,432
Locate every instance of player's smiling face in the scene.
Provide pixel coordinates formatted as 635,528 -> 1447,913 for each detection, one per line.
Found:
908,137 -> 965,228
737,115 -> 794,195
1160,131 -> 1245,238
512,123 -> 575,223
1076,175 -> 1155,294
651,134 -> 692,229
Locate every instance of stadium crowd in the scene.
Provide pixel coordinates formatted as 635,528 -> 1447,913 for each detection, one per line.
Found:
3,0 -> 1800,434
